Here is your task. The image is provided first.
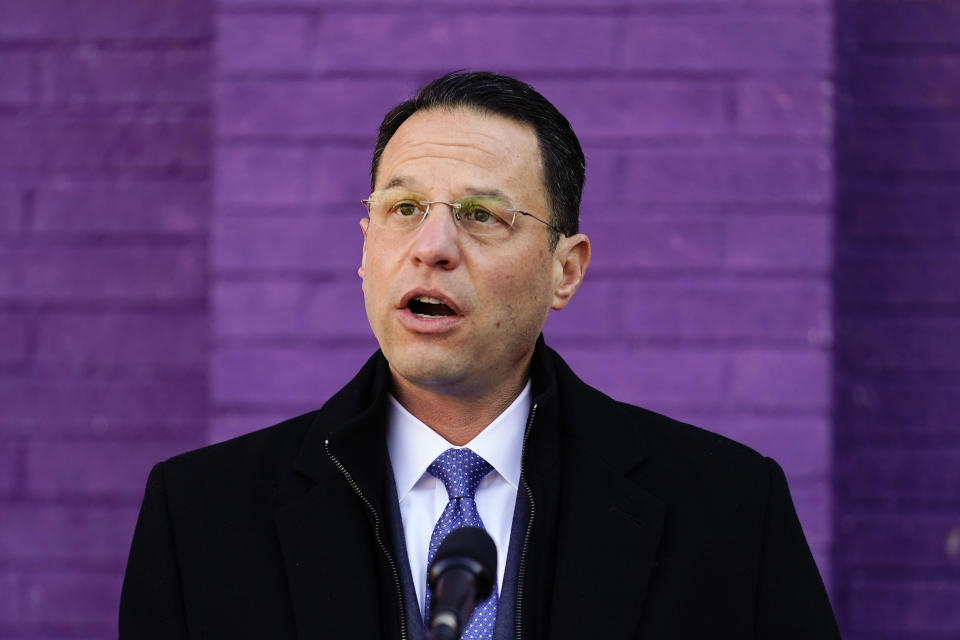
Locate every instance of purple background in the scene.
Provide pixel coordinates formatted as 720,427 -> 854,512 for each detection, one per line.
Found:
0,0 -> 956,637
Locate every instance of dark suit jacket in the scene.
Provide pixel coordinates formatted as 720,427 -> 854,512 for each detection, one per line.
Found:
119,339 -> 840,639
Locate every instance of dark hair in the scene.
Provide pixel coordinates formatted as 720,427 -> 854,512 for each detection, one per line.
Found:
370,71 -> 585,248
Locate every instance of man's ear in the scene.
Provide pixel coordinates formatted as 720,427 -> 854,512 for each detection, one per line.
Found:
551,233 -> 590,310
358,218 -> 369,278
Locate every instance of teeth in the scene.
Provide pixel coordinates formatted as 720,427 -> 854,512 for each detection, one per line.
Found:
408,294 -> 456,319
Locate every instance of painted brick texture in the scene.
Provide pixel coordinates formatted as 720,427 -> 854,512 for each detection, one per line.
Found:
212,0 -> 835,601
834,0 -> 960,637
0,1 -> 212,638
0,0 -> 879,634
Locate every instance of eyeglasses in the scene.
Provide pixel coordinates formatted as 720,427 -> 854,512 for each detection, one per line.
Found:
361,190 -> 563,241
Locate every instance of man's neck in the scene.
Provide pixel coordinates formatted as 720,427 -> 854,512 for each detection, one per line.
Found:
389,367 -> 530,446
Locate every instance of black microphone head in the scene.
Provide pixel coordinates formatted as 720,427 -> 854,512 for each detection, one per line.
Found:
434,526 -> 496,568
428,527 -> 497,599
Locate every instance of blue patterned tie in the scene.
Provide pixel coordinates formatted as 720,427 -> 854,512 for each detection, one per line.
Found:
425,448 -> 498,639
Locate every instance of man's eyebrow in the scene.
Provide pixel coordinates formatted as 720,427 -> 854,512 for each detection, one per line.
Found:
460,187 -> 511,201
382,176 -> 416,191
381,177 -> 513,203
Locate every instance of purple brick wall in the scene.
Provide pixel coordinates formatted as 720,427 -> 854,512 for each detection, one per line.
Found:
834,0 -> 960,637
13,0 -> 959,634
0,0 -> 212,637
211,0 -> 834,601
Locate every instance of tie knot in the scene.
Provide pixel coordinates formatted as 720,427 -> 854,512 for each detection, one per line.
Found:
427,448 -> 493,500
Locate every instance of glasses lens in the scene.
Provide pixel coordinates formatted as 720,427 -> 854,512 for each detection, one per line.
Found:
363,191 -> 518,240
455,197 -> 515,237
367,191 -> 427,230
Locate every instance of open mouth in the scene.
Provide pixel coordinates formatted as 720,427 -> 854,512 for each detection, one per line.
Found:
408,296 -> 457,318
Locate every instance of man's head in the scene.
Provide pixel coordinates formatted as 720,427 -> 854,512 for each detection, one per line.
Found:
371,71 -> 585,249
359,72 -> 590,401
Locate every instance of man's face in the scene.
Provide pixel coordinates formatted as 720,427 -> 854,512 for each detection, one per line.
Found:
359,107 -> 584,398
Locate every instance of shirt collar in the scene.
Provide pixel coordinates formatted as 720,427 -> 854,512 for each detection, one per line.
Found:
387,381 -> 531,502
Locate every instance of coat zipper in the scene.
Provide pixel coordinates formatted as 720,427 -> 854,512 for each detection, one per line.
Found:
515,402 -> 538,640
324,439 -> 408,640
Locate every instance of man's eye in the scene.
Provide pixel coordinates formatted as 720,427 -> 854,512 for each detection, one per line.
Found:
391,201 -> 421,217
462,206 -> 499,224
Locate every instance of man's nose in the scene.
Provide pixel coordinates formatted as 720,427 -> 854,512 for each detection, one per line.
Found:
409,203 -> 462,269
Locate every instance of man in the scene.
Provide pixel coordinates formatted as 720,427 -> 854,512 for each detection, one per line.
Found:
120,72 -> 840,639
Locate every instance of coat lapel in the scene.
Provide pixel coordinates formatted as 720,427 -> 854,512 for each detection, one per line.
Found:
269,340 -> 666,639
272,353 -> 400,640
542,351 -> 666,640
547,450 -> 665,639
273,479 -> 385,640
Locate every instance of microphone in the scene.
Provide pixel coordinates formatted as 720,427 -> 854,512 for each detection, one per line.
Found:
426,527 -> 497,640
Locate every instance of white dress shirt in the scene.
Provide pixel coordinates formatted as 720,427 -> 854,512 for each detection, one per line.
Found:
386,381 -> 530,617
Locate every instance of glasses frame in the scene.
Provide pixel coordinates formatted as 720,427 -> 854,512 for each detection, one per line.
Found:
361,193 -> 565,238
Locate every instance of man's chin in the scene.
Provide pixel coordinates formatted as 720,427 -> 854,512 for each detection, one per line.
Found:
386,354 -> 477,397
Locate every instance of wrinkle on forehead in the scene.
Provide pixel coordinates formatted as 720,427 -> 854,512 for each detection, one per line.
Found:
385,138 -> 510,169
389,150 -> 499,168
403,137 -> 500,155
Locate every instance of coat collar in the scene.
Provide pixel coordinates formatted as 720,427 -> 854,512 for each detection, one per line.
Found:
274,351 -> 399,640
293,348 -> 392,492
527,340 -> 665,640
274,339 -> 665,640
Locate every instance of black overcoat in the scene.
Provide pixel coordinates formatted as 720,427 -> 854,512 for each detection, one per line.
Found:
119,339 -> 840,639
